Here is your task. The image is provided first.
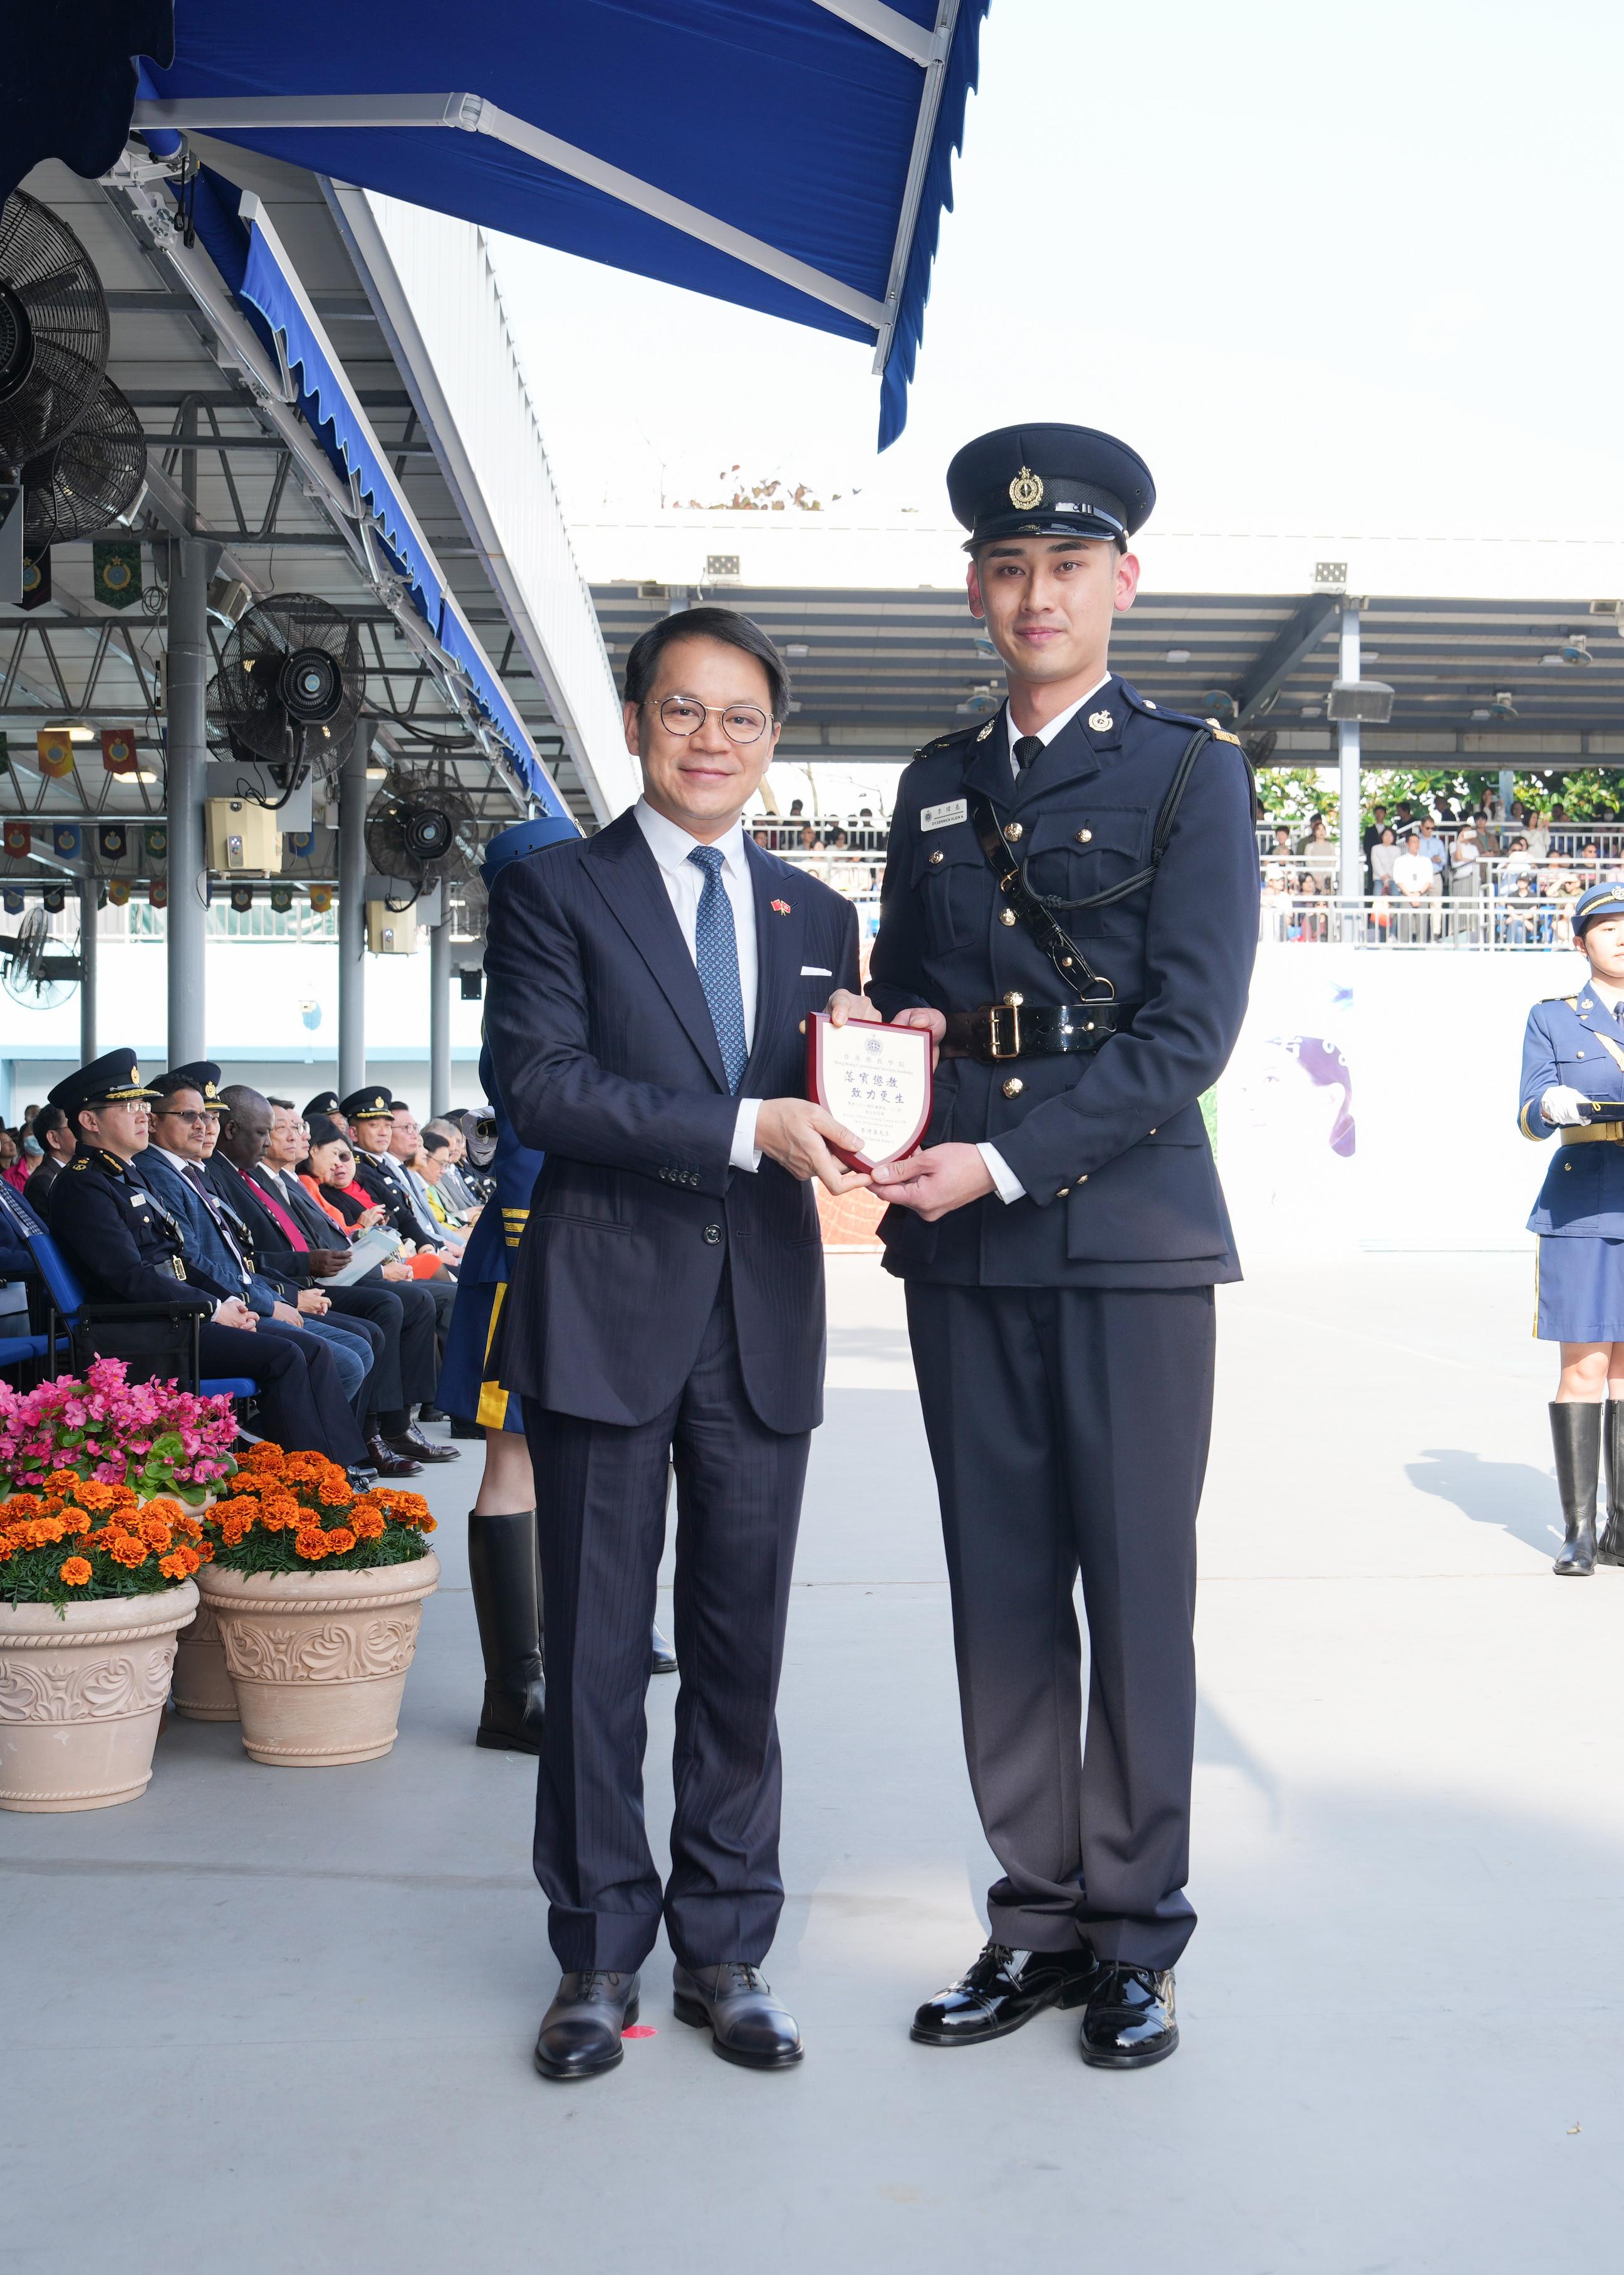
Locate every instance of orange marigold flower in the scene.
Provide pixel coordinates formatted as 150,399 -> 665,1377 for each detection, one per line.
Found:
28,1515 -> 68,1547
197,1540 -> 216,1562
221,1514 -> 255,1547
293,1525 -> 331,1560
104,1482 -> 139,1510
108,1533 -> 148,1569
139,1512 -> 175,1550
59,1556 -> 92,1586
157,1551 -> 192,1579
0,1537 -> 13,1564
174,1512 -> 204,1542
74,1480 -> 117,1512
44,1467 -> 83,1495
350,1507 -> 385,1540
324,1526 -> 356,1555
4,1493 -> 42,1518
244,1443 -> 287,1473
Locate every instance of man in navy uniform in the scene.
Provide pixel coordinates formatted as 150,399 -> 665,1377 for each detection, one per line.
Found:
850,426 -> 1259,2069
485,605 -> 863,2081
43,1048 -> 367,1464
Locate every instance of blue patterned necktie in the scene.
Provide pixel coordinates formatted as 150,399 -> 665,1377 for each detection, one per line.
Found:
688,845 -> 749,1093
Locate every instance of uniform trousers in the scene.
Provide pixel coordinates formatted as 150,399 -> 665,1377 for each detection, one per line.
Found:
523,1282 -> 809,1974
905,1281 -> 1215,1971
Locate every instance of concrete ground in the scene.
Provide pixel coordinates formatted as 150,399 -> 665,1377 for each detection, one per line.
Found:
6,1252 -> 1621,2274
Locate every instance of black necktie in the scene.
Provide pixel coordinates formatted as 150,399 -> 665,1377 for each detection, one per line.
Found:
1013,735 -> 1043,773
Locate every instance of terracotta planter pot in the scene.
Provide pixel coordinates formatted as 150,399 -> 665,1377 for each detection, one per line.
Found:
199,1554 -> 440,1767
0,1581 -> 199,1812
172,1594 -> 239,1722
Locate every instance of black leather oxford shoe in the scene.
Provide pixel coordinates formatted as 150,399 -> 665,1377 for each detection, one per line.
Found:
387,1426 -> 460,1465
533,1970 -> 641,2081
910,1940 -> 1100,2046
672,1963 -> 803,2069
1078,1964 -> 1179,2069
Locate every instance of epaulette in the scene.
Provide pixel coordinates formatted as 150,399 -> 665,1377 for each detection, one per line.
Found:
1205,721 -> 1244,746
910,720 -> 983,765
1538,995 -> 1580,1009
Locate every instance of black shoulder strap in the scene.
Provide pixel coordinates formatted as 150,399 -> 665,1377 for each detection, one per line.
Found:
966,792 -> 1116,1006
1026,724 -> 1211,916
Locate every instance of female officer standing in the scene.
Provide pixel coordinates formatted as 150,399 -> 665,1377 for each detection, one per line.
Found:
1520,879 -> 1624,1574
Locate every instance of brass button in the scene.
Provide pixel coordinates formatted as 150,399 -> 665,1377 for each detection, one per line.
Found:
999,907 -> 1017,926
1056,1186 -> 1070,1197
1002,1077 -> 1024,1098
1004,822 -> 1023,842
1078,1173 -> 1088,1183
1003,991 -> 1024,1007
929,849 -> 945,866
1075,829 -> 1093,844
1148,1127 -> 1157,1136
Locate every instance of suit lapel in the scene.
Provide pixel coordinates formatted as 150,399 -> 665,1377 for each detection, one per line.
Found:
584,810 -> 729,1091
741,838 -> 805,1092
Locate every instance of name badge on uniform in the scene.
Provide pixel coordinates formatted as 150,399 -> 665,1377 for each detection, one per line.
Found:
128,1191 -> 148,1206
921,798 -> 967,832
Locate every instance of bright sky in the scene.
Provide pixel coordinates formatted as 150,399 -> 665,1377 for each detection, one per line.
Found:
491,0 -> 1624,544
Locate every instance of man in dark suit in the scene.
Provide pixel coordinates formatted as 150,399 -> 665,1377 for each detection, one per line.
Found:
22,1104 -> 74,1216
486,604 -> 863,2081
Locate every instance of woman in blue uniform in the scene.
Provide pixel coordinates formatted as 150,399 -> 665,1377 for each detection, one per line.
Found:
439,817 -> 675,1752
1519,879 -> 1624,1574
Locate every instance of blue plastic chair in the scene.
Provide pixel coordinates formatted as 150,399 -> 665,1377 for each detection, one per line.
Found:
19,1223 -> 256,1402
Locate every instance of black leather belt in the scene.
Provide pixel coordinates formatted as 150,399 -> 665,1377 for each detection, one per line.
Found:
941,1000 -> 1123,1063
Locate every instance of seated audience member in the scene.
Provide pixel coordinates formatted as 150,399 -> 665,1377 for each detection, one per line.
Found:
409,1130 -> 471,1234
1299,817 -> 1337,881
424,1118 -> 481,1213
346,1090 -> 460,1265
46,1049 -> 370,1472
22,1104 -> 75,1215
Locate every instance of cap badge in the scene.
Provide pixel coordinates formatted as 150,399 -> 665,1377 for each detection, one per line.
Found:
1008,466 -> 1044,510
1088,711 -> 1115,733
129,1065 -> 141,1084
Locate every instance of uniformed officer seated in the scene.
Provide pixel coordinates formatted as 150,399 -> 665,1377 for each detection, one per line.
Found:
44,1049 -> 374,1475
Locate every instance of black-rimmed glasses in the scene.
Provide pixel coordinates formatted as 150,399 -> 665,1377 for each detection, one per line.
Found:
658,694 -> 770,746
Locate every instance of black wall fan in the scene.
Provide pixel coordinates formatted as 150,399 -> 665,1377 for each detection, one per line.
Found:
0,191 -> 109,479
23,372 -> 146,544
212,593 -> 364,795
366,777 -> 476,903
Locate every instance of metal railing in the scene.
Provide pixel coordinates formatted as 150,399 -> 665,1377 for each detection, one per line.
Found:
1259,892 -> 1586,948
96,902 -> 341,944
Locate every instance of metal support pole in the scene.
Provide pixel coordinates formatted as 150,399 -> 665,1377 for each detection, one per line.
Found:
78,878 -> 98,1067
337,730 -> 368,1097
1337,601 -> 1362,938
164,531 -> 210,1064
428,917 -> 451,1117
1499,766 -> 1516,817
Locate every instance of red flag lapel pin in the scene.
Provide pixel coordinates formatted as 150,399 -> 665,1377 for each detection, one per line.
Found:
771,897 -> 791,914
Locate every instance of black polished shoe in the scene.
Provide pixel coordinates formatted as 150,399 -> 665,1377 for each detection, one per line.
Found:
650,1620 -> 677,1675
365,1434 -> 423,1478
672,1962 -> 803,2069
910,1940 -> 1100,2047
533,1970 -> 640,2081
1079,1964 -> 1179,2069
386,1426 -> 460,1465
416,1404 -> 449,1424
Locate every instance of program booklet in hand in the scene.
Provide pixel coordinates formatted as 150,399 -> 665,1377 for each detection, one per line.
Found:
323,1225 -> 403,1286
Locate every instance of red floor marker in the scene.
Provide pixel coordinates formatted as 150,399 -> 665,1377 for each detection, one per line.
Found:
622,2024 -> 658,2039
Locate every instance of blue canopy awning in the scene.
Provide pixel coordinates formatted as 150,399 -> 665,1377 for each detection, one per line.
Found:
133,0 -> 989,447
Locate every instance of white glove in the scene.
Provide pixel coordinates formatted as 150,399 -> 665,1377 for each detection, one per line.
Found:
1541,1084 -> 1590,1127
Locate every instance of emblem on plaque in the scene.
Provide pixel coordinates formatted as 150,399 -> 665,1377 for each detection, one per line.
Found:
1007,465 -> 1044,510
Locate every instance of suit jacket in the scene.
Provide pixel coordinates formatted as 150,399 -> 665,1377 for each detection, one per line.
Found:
484,807 -> 860,1432
868,679 -> 1258,1288
353,1150 -> 444,1247
204,1156 -> 320,1298
133,1150 -> 266,1309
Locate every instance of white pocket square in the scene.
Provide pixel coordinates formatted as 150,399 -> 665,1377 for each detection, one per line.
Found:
801,965 -> 832,977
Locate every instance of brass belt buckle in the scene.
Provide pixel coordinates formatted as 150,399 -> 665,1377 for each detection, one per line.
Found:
987,997 -> 1023,1060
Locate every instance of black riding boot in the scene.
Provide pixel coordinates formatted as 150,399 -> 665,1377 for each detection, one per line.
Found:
1550,1401 -> 1601,1576
1599,1400 -> 1624,1566
469,1507 -> 546,1749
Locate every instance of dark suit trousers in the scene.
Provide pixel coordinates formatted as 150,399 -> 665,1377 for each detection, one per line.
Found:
905,1282 -> 1215,1970
523,1282 -> 810,1974
199,1320 -> 367,1466
325,1280 -> 437,1412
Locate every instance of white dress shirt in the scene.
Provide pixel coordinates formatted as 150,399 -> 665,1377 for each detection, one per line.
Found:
979,678 -> 1113,1205
635,798 -> 764,1171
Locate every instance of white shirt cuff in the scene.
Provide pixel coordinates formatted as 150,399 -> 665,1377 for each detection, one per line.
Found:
731,1097 -> 764,1173
977,1141 -> 1026,1204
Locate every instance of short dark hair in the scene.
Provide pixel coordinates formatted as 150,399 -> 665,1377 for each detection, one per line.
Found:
149,1071 -> 202,1103
622,604 -> 791,723
34,1105 -> 66,1143
420,1129 -> 450,1155
266,1096 -> 295,1112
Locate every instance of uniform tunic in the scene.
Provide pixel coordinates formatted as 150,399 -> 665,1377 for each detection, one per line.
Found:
1518,987 -> 1624,1340
437,1040 -> 541,1433
869,676 -> 1258,1969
